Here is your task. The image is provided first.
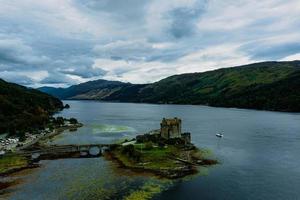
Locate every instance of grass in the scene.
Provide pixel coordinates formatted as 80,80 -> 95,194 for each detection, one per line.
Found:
0,155 -> 29,174
113,145 -> 182,171
139,146 -> 180,169
113,150 -> 135,167
109,142 -> 218,179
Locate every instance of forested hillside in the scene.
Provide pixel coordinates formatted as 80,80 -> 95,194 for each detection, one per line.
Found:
0,79 -> 63,136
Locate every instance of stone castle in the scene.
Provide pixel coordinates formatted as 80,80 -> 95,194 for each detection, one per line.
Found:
160,118 -> 191,144
136,117 -> 191,145
160,118 -> 182,139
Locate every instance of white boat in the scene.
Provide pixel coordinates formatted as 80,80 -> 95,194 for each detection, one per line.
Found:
216,133 -> 223,138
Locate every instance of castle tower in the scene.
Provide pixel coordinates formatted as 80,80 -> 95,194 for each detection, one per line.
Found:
160,118 -> 182,139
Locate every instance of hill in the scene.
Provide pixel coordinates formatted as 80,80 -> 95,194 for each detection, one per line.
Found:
0,79 -> 64,136
39,61 -> 300,112
39,79 -> 131,100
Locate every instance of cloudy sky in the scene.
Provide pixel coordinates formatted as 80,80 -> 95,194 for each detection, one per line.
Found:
0,0 -> 300,87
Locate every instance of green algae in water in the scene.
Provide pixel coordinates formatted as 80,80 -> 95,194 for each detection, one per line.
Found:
53,158 -> 161,200
60,158 -> 173,200
91,124 -> 136,134
60,159 -> 122,200
123,180 -> 173,200
195,148 -> 218,161
124,183 -> 161,200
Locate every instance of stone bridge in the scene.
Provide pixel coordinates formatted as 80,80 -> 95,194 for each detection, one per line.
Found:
19,144 -> 117,160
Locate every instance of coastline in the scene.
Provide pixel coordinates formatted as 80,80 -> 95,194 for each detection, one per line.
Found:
0,123 -> 83,177
35,123 -> 83,145
105,152 -> 197,179
0,122 -> 83,196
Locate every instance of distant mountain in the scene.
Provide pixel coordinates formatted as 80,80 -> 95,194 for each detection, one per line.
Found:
0,79 -> 64,136
39,61 -> 300,112
39,79 -> 132,100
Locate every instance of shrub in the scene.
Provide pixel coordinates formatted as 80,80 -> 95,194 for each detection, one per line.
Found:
144,142 -> 153,150
69,118 -> 78,124
121,145 -> 141,162
53,117 -> 64,126
121,144 -> 135,155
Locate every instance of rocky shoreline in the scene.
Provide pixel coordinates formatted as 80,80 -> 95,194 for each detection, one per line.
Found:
105,151 -> 197,179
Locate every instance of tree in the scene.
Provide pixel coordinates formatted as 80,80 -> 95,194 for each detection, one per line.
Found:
19,132 -> 26,142
53,117 -> 64,126
69,118 -> 78,124
121,145 -> 141,162
122,144 -> 135,155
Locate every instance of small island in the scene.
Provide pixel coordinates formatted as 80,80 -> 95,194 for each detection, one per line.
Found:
107,118 -> 217,179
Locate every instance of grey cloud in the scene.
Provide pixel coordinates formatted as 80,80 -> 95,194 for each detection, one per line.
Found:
0,72 -> 34,86
0,38 -> 49,67
110,56 -> 123,61
93,39 -> 192,63
93,40 -> 157,61
54,55 -> 109,79
240,42 -> 300,60
40,73 -> 77,85
60,66 -> 107,78
113,68 -> 134,77
146,52 -> 185,62
165,1 -> 208,39
74,0 -> 149,22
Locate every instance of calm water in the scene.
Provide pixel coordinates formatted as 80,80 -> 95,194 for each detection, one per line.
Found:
7,101 -> 300,200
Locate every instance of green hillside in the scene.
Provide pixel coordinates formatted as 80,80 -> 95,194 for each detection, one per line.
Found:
39,61 -> 300,112
106,61 -> 300,111
39,79 -> 130,99
133,61 -> 299,103
0,79 -> 64,136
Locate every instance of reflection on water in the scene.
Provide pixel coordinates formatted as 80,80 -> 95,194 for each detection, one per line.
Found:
89,147 -> 101,156
47,123 -> 137,146
91,124 -> 136,134
7,101 -> 300,200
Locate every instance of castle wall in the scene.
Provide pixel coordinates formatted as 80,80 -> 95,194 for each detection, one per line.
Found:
170,125 -> 181,138
160,118 -> 182,139
181,132 -> 191,144
160,126 -> 169,139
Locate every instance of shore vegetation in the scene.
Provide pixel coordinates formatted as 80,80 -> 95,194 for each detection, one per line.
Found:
108,141 -> 217,179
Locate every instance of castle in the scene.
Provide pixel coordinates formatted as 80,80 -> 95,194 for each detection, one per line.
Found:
135,117 -> 191,145
160,118 -> 182,139
160,118 -> 191,144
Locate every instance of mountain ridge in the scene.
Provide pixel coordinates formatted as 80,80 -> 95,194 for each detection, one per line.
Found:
38,61 -> 300,112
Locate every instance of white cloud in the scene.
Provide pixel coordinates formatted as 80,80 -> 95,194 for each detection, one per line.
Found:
177,44 -> 256,73
281,53 -> 300,61
93,58 -> 176,83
